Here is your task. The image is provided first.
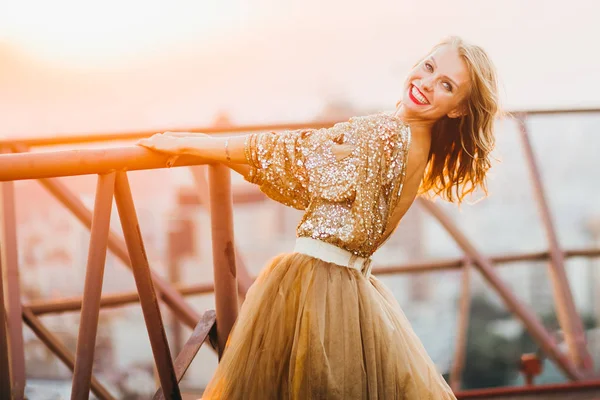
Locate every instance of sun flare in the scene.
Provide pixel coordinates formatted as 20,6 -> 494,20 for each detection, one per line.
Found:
0,0 -> 247,67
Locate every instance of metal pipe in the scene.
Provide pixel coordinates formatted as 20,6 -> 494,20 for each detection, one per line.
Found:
153,310 -> 217,400
0,252 -> 12,400
0,121 -> 338,148
190,166 -> 254,299
26,283 -> 214,316
114,172 -> 181,399
0,172 -> 26,399
1,108 -> 598,148
208,165 -> 239,357
373,247 -> 600,275
22,308 -> 115,399
0,146 -> 211,181
517,115 -> 593,372
455,379 -> 600,399
450,260 -> 472,391
167,227 -> 184,357
418,198 -> 582,381
3,109 -> 600,181
71,173 -> 115,400
23,244 -> 600,316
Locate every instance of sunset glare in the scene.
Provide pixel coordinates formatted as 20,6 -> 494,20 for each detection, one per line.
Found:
0,0 -> 249,67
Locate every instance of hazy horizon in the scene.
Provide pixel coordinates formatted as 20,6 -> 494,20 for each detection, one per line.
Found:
1,0 -> 598,136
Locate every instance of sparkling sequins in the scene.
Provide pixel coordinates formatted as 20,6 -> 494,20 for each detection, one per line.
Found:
245,113 -> 411,258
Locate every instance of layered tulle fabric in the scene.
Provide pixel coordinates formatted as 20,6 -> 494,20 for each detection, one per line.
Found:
201,253 -> 456,399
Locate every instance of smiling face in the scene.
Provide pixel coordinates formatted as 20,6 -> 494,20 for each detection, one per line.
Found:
399,45 -> 471,123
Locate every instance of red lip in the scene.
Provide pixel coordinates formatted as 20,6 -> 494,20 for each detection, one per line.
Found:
408,84 -> 429,105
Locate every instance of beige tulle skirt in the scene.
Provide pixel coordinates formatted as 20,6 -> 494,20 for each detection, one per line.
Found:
201,252 -> 456,399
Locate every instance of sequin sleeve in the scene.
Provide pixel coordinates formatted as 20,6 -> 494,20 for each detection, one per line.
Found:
243,124 -> 348,210
244,129 -> 312,210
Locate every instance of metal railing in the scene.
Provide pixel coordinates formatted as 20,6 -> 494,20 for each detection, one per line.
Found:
0,108 -> 599,399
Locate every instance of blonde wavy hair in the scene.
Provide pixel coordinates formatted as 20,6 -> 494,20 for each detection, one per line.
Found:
418,36 -> 500,203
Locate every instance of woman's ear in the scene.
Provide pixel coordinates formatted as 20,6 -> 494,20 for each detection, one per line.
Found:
447,104 -> 467,119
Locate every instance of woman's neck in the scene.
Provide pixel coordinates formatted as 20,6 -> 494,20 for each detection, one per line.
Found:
392,105 -> 434,138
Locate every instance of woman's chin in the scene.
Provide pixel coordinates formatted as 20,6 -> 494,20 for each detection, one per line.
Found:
402,105 -> 426,118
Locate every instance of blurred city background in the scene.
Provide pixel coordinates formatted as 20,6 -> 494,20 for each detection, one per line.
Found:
1,0 -> 599,398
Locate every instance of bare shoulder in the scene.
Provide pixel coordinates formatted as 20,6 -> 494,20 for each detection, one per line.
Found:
405,132 -> 431,180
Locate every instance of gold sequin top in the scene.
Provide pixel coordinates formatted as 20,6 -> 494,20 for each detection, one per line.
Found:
244,112 -> 411,258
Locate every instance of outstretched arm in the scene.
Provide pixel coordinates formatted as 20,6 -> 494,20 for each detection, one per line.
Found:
137,132 -> 251,176
138,124 -> 346,211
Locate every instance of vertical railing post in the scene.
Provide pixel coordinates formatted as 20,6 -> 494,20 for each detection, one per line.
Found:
190,166 -> 253,300
516,114 -> 593,372
167,226 -> 183,356
71,172 -> 115,400
0,254 -> 12,399
113,172 -> 181,399
207,165 -> 239,357
0,172 -> 25,399
450,259 -> 472,391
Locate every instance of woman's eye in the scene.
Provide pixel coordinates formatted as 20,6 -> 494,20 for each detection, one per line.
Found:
442,81 -> 453,92
424,62 -> 433,72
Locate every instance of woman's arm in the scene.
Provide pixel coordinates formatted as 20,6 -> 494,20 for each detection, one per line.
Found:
138,132 -> 248,163
137,132 -> 251,176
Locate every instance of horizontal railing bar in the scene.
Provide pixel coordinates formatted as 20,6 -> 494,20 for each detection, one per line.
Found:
509,107 -> 600,116
26,246 -> 600,316
377,247 -> 600,275
495,247 -> 600,263
0,122 -> 337,148
455,379 -> 600,398
27,283 -> 214,315
1,108 -> 599,148
0,146 -> 209,181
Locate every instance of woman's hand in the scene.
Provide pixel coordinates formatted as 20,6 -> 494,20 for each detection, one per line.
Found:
137,132 -> 188,155
138,131 -> 249,170
137,132 -> 213,154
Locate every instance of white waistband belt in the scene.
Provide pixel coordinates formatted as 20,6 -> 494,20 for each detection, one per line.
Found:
294,237 -> 373,278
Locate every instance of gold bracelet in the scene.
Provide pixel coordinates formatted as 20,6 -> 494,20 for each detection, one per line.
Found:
224,139 -> 231,162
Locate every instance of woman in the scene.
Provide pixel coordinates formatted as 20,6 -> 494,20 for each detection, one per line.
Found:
138,36 -> 499,399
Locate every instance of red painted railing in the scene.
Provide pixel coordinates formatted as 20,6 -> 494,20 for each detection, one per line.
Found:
0,108 -> 599,399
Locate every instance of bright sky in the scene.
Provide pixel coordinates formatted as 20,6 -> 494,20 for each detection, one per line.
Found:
0,0 -> 258,66
0,0 -> 598,134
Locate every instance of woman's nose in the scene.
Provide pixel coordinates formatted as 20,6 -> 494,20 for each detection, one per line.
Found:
421,77 -> 434,91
